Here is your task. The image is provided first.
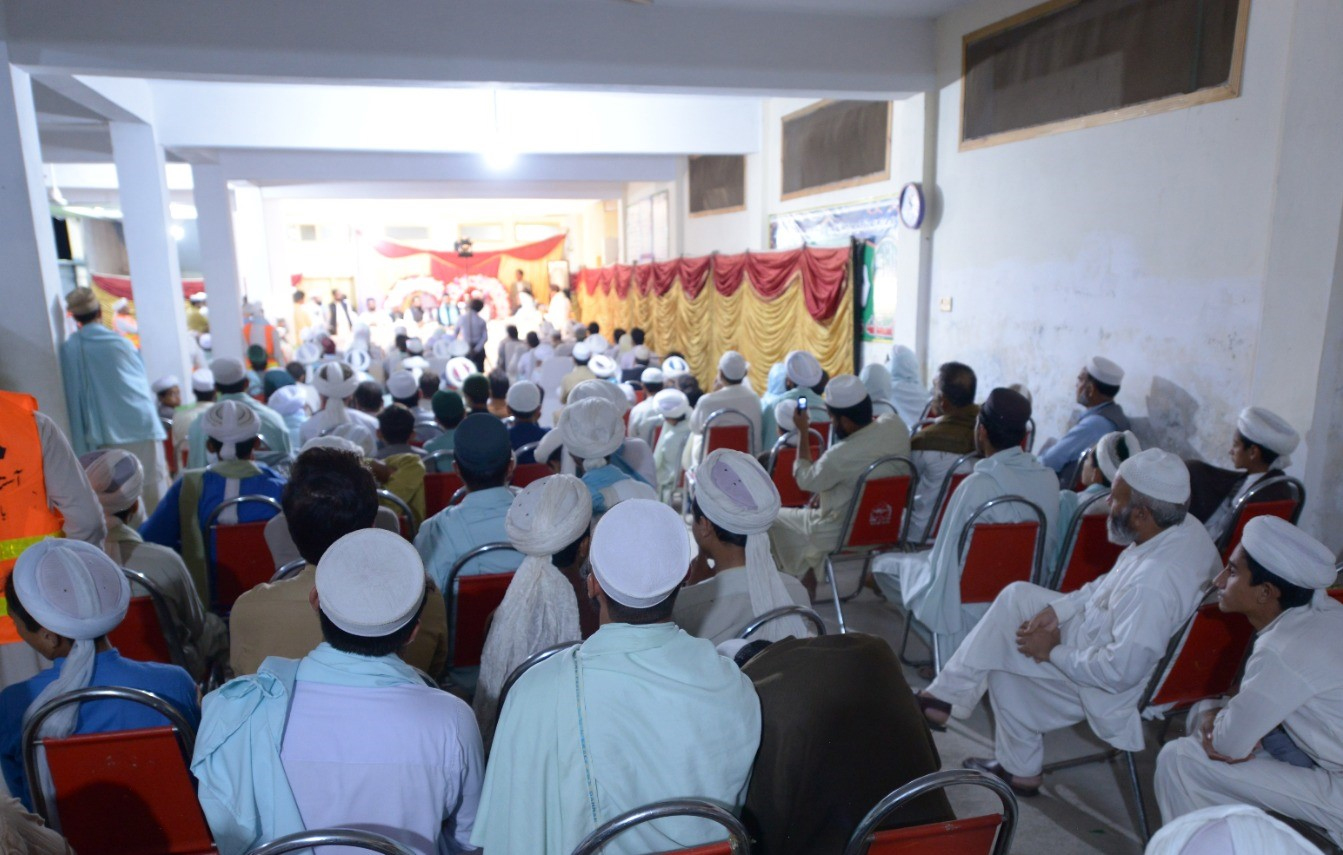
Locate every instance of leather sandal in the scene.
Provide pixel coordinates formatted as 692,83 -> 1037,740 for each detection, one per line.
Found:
914,691 -> 951,732
963,757 -> 1042,797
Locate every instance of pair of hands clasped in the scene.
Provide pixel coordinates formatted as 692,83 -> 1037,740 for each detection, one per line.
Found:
1016,606 -> 1061,663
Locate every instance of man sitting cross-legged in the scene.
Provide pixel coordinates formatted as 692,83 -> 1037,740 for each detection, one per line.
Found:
915,449 -> 1220,796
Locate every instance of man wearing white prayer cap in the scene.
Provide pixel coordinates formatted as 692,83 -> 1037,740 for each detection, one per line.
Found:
626,366 -> 666,446
535,397 -> 656,515
80,449 -> 226,681
1,540 -> 198,810
385,369 -> 420,409
152,374 -> 182,422
769,373 -> 910,599
473,474 -> 590,743
559,341 -> 598,404
1039,355 -> 1132,487
915,447 -> 1220,797
759,350 -> 831,440
1051,429 -> 1141,572
170,368 -> 217,460
1187,405 -> 1301,548
564,379 -> 657,485
142,400 -> 287,600
298,360 -> 380,447
185,357 -> 292,468
193,529 -> 483,855
504,380 -> 550,461
472,499 -> 760,854
1156,517 -> 1343,844
1146,804 -> 1327,855
651,388 -> 693,505
684,350 -> 764,468
588,353 -> 618,380
674,450 -> 811,644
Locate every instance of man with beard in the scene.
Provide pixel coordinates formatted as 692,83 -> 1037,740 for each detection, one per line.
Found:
912,449 -> 1220,796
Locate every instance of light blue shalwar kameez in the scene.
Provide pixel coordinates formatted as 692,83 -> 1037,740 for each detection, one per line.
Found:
59,322 -> 165,454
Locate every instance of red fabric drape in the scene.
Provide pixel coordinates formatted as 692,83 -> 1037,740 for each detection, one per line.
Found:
679,256 -> 712,300
91,274 -> 204,300
371,233 -> 566,267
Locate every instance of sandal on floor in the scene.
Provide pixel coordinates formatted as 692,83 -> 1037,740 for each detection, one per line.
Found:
914,691 -> 951,733
963,756 -> 1042,797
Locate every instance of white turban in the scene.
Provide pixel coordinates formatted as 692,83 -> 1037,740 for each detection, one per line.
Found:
346,349 -> 372,373
14,540 -> 130,739
693,450 -> 809,642
859,363 -> 893,404
313,361 -> 358,424
316,530 -> 426,637
785,350 -> 823,388
570,379 -> 632,415
1094,430 -> 1141,483
1237,406 -> 1299,468
661,355 -> 691,377
445,357 -> 476,388
295,342 -> 321,365
653,388 -> 691,420
589,354 -> 618,379
559,397 -> 625,468
774,400 -> 799,438
152,375 -> 179,394
80,450 -> 144,564
1145,804 -> 1322,855
1117,448 -> 1189,505
405,337 -> 425,355
202,400 -> 262,459
267,384 -> 307,417
590,499 -> 689,608
1241,516 -> 1337,606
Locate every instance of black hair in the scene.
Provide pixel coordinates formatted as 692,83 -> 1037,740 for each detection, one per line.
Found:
216,379 -> 247,395
418,371 -> 440,401
293,289 -> 305,303
691,499 -> 748,548
248,351 -> 268,371
526,331 -> 540,348
605,586 -> 680,625
613,327 -> 626,342
1087,374 -> 1121,398
827,397 -> 874,429
378,403 -> 416,445
488,370 -> 510,401
283,447 -> 379,565
643,381 -> 664,396
73,309 -> 101,325
1235,431 -> 1280,466
631,328 -> 645,345
4,574 -> 38,633
206,437 -> 258,460
1245,550 -> 1314,610
814,370 -> 829,395
506,325 -> 519,340
461,375 -> 490,407
318,594 -> 426,657
285,361 -> 305,382
587,322 -> 600,335
195,389 -> 217,403
469,298 -> 485,313
394,333 -> 409,353
980,413 -> 1027,452
938,362 -> 977,408
553,533 -> 588,570
354,381 -> 385,413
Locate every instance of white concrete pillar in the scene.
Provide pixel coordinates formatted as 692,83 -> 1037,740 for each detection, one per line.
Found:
232,183 -> 276,316
192,163 -> 244,363
0,55 -> 71,429
109,121 -> 192,391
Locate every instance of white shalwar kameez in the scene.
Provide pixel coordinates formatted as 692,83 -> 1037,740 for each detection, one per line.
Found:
925,516 -> 1220,777
1155,595 -> 1343,846
685,383 -> 763,462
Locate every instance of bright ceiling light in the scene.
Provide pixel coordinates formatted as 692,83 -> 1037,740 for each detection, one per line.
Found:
483,148 -> 516,171
169,224 -> 186,241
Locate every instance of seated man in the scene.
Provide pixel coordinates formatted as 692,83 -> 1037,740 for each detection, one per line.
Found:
770,375 -> 910,599
473,474 -> 590,745
187,357 -> 293,468
685,351 -> 763,462
915,449 -> 1220,796
504,381 -> 549,462
675,450 -> 810,644
652,389 -> 692,505
351,379 -> 385,417
171,368 -> 215,459
1155,517 -> 1343,844
534,397 -> 656,515
82,449 -> 226,681
875,388 -> 1060,658
567,380 -> 656,484
1051,430 -> 1139,572
423,389 -> 466,462
141,401 -> 286,600
372,403 -> 427,525
297,360 -> 380,446
471,499 -> 760,853
1187,406 -> 1300,546
759,350 -> 830,440
460,373 -> 492,417
1038,356 -> 1130,487
194,530 -> 484,855
486,371 -> 511,419
1,541 -> 199,809
231,445 -> 447,679
152,375 -> 181,422
906,361 -> 980,540
415,414 -> 525,593
386,368 -> 421,410
757,399 -> 801,470
626,366 -> 665,445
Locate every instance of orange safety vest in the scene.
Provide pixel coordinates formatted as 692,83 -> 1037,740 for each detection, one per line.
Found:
0,392 -> 66,644
243,323 -> 280,368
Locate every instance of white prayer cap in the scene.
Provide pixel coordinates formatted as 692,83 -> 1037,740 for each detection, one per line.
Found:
202,400 -> 261,458
295,342 -> 321,365
316,529 -> 426,637
506,474 -> 592,558
406,337 -> 425,355
244,300 -> 265,318
558,397 -> 624,465
191,369 -> 215,393
328,422 -> 377,457
634,345 -> 651,361
1094,430 -> 1141,482
775,400 -> 798,435
590,499 -> 690,608
80,449 -> 144,513
1085,356 -> 1124,387
1145,804 -> 1322,855
1241,516 -> 1335,590
210,356 -> 246,386
448,338 -> 470,357
1237,406 -> 1299,466
785,350 -> 823,388
431,338 -> 454,359
312,361 -> 359,399
572,342 -> 593,361
400,356 -> 429,375
506,381 -> 542,413
718,351 -> 749,382
823,374 -> 868,409
346,349 -> 372,373
570,379 -> 633,414
1116,448 -> 1189,505
445,357 -> 476,388
386,370 -> 419,400
300,434 -> 364,456
199,333 -> 213,351
654,388 -> 691,420
589,354 -> 618,379
267,384 -> 307,417
589,333 -> 610,354
112,298 -> 129,312
641,367 -> 664,384
189,291 -> 207,304
152,375 -> 180,394
662,355 -> 690,377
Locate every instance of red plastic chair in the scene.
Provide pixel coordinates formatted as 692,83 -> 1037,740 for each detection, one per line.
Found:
377,489 -> 418,539
1051,490 -> 1124,592
765,429 -> 825,508
424,471 -> 466,518
916,453 -> 979,546
699,407 -> 756,463
568,799 -> 750,855
812,420 -> 831,447
844,769 -> 1017,855
1217,475 -> 1305,561
108,568 -> 190,671
206,495 -> 283,615
23,686 -> 216,855
445,542 -> 523,669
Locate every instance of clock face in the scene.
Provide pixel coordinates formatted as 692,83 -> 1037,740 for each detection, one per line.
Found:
899,182 -> 924,229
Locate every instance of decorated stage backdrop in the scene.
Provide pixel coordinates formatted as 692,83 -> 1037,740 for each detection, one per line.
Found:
574,246 -> 853,393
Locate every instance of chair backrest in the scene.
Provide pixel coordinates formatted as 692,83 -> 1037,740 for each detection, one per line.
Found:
832,456 -> 917,555
511,443 -> 552,487
812,420 -> 831,447
737,605 -> 827,639
446,542 -> 524,668
1021,417 -> 1035,452
1218,475 -> 1306,560
423,449 -> 455,473
1331,588 -> 1343,605
377,488 -> 417,539
955,496 -> 1048,604
424,470 -> 466,517
496,640 -> 582,719
1142,600 -> 1255,710
207,495 -> 284,614
569,799 -> 751,855
920,453 -> 979,546
844,769 -> 1017,855
1051,490 -> 1123,592
270,558 -> 307,583
244,828 -> 414,855
702,408 -> 756,460
109,568 -> 187,670
23,687 -> 213,855
766,430 -> 825,508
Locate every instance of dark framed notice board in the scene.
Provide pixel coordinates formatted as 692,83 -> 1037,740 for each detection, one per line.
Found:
688,155 -> 746,217
781,100 -> 891,200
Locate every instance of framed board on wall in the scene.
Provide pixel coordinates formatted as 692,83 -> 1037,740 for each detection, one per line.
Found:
688,155 -> 746,216
781,100 -> 891,200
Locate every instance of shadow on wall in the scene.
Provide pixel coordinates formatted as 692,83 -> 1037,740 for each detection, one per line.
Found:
1138,376 -> 1201,460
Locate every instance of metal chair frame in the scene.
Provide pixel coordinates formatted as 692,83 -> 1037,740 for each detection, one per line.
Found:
699,407 -> 758,463
445,541 -> 524,667
1048,488 -> 1112,590
206,494 -> 285,613
871,399 -> 898,418
842,769 -> 1018,855
1216,474 -> 1306,555
246,828 -> 415,855
496,640 -> 582,719
1023,417 -> 1036,453
823,455 -> 917,634
117,566 -> 192,672
764,429 -> 826,508
377,488 -> 418,539
913,452 -> 980,548
737,606 -> 827,639
270,558 -> 307,583
569,798 -> 752,855
1067,448 -> 1091,492
423,449 -> 455,474
22,686 -> 197,826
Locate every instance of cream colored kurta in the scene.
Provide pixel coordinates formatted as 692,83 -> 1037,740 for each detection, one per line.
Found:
674,565 -> 810,644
